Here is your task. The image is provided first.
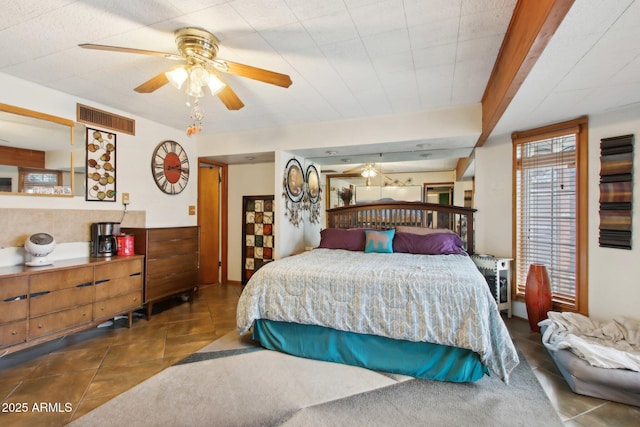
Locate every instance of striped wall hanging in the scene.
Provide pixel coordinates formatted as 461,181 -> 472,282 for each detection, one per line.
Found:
599,134 -> 633,249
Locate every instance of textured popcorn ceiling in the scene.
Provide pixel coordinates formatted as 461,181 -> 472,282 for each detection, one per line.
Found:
1,1 -> 639,173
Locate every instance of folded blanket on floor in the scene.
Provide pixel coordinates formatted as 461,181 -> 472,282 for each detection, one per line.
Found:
540,312 -> 640,372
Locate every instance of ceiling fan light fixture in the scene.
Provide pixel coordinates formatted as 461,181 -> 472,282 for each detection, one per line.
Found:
207,73 -> 225,95
186,80 -> 204,98
361,164 -> 377,178
165,67 -> 188,89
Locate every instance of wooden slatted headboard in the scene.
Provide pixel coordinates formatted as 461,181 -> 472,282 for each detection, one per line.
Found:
326,201 -> 476,254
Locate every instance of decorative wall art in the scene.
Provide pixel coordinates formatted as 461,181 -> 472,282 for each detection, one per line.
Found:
285,158 -> 304,202
85,128 -> 116,202
242,195 -> 274,285
282,158 -> 322,226
282,158 -> 304,226
599,134 -> 634,249
305,164 -> 322,224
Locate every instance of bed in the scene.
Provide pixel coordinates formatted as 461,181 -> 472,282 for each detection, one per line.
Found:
237,202 -> 519,383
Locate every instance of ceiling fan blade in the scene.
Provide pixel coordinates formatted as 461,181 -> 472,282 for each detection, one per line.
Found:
216,86 -> 245,110
134,66 -> 182,93
343,166 -> 364,174
213,60 -> 292,88
79,43 -> 183,61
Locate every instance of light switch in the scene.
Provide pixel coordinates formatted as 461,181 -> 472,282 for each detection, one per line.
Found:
188,205 -> 196,215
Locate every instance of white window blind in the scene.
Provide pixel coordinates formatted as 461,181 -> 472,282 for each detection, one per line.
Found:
515,135 -> 578,306
18,168 -> 62,192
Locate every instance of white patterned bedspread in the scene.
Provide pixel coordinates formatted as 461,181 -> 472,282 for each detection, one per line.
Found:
237,249 -> 519,382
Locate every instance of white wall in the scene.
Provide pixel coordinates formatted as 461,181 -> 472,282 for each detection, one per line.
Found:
476,105 -> 640,322
227,162 -> 275,283
588,107 -> 640,321
0,74 -> 197,228
196,105 -> 481,158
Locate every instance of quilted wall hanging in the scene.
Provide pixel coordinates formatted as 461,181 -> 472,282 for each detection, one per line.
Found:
242,195 -> 274,284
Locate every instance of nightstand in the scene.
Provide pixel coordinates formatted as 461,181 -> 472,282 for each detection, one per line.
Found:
471,254 -> 512,318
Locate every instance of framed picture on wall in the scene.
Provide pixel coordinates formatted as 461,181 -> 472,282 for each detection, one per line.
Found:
305,164 -> 320,203
85,127 -> 116,202
284,158 -> 304,203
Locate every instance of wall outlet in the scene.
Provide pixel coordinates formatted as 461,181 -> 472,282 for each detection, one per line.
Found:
188,205 -> 196,215
122,193 -> 130,205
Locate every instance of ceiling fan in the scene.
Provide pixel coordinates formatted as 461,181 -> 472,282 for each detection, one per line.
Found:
343,162 -> 393,186
79,27 -> 292,111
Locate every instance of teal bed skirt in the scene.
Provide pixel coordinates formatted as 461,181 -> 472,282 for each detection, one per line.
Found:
252,319 -> 488,382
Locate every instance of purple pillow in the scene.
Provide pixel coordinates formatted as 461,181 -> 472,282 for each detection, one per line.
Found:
318,228 -> 367,251
393,232 -> 467,255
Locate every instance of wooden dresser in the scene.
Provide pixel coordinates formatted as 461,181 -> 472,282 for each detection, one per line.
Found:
0,255 -> 143,354
121,226 -> 199,318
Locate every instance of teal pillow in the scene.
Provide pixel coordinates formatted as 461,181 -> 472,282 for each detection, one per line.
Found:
364,229 -> 395,253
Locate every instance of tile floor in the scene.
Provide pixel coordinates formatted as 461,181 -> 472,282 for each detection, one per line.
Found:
0,283 -> 638,426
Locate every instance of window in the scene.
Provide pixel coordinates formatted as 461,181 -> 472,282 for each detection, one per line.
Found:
18,167 -> 63,193
512,117 -> 588,314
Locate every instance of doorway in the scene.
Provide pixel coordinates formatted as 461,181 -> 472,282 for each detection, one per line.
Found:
198,159 -> 228,284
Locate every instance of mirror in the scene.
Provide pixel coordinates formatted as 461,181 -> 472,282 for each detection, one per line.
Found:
325,173 -> 423,211
0,103 -> 85,197
423,182 -> 454,205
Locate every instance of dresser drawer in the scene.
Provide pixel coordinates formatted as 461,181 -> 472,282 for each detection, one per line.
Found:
0,276 -> 28,300
30,266 -> 94,293
94,258 -> 143,282
95,275 -> 142,301
94,291 -> 142,320
0,297 -> 27,324
147,238 -> 198,259
0,321 -> 27,348
146,253 -> 198,278
146,271 -> 198,302
148,227 -> 198,242
29,286 -> 93,317
29,304 -> 92,339
0,276 -> 29,323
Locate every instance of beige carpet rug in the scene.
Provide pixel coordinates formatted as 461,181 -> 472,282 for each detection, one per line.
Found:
70,332 -> 562,426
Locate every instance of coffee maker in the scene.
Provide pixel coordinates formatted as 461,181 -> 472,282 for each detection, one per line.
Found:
90,222 -> 120,257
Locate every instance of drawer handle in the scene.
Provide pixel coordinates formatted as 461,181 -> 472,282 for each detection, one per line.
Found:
100,307 -> 104,311
38,324 -> 43,329
11,330 -> 17,335
95,279 -> 110,285
3,294 -> 27,302
129,272 -> 142,277
29,291 -> 50,299
76,282 -> 93,288
133,297 -> 137,302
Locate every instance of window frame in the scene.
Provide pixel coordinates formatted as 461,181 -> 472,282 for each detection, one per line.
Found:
511,117 -> 589,315
18,167 -> 63,193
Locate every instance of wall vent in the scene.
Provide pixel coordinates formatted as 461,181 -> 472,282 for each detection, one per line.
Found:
76,104 -> 135,135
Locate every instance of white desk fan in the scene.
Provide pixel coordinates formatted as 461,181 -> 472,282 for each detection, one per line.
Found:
24,233 -> 56,266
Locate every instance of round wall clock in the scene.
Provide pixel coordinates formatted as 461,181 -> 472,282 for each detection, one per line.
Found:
151,140 -> 189,194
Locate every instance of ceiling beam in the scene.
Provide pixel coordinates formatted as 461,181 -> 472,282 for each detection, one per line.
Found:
457,0 -> 574,180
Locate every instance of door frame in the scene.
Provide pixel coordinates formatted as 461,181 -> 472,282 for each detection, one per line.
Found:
198,158 -> 228,284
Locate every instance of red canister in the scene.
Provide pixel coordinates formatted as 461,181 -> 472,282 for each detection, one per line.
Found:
116,234 -> 135,256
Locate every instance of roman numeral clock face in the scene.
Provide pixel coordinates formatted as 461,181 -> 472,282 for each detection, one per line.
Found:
151,140 -> 189,194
